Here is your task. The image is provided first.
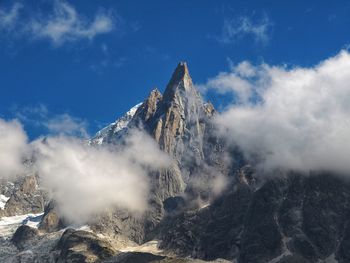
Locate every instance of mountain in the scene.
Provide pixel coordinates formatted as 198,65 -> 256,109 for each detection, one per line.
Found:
88,62 -> 228,246
1,62 -> 350,263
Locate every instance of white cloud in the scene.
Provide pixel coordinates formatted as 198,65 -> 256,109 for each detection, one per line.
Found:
28,1 -> 115,45
0,1 -> 115,46
218,14 -> 272,45
199,61 -> 264,104
32,129 -> 171,224
0,119 -> 28,178
203,50 -> 350,173
0,3 -> 22,29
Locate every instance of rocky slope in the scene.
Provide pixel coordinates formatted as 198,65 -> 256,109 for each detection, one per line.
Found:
1,62 -> 350,263
157,170 -> 350,263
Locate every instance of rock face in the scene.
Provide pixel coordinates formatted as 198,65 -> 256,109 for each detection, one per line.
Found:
134,63 -> 227,201
142,62 -> 211,162
91,62 -> 220,201
39,200 -> 66,233
0,175 -> 46,217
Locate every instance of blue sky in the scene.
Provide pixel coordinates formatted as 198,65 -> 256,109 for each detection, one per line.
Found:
1,0 -> 350,139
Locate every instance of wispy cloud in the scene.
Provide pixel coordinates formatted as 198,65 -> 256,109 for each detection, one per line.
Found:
45,113 -> 88,137
13,104 -> 88,138
0,3 -> 22,30
0,1 -> 116,46
28,1 -> 115,46
217,13 -> 272,45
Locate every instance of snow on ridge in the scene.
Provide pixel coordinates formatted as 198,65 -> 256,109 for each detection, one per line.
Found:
0,213 -> 44,238
111,102 -> 142,133
90,103 -> 142,145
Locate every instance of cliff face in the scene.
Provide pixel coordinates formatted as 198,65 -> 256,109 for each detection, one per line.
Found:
132,62 -> 220,201
142,62 -> 211,162
158,171 -> 350,263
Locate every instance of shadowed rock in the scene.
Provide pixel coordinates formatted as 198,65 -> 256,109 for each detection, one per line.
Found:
11,225 -> 39,250
56,229 -> 116,263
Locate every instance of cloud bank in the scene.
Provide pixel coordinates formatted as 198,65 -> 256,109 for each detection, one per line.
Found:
202,50 -> 350,173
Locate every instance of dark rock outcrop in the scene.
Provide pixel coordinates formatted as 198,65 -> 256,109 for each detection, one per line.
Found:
106,252 -> 165,263
55,229 -> 116,263
11,225 -> 39,250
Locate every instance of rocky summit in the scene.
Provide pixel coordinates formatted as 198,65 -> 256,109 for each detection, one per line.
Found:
1,62 -> 350,263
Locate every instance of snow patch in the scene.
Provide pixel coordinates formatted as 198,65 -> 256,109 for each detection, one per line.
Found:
119,240 -> 163,255
199,203 -> 210,210
0,213 -> 43,238
0,195 -> 10,210
76,225 -> 92,232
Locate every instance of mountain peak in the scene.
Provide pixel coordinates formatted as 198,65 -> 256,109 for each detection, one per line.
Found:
167,61 -> 190,86
163,62 -> 197,103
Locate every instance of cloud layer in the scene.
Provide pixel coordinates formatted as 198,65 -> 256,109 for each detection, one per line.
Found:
202,50 -> 350,173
